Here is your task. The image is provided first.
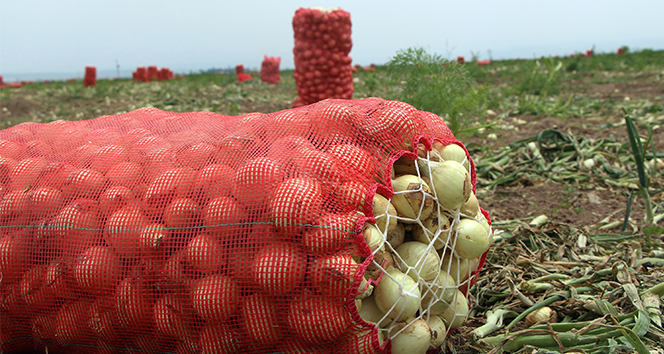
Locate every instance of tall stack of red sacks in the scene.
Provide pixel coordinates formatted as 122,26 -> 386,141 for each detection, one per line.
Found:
133,67 -> 173,82
292,7 -> 354,107
147,66 -> 159,82
83,66 -> 97,87
260,56 -> 281,85
133,67 -> 147,82
157,68 -> 174,81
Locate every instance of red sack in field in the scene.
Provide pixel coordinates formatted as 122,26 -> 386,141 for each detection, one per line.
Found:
0,76 -> 5,89
260,56 -> 281,85
0,98 -> 491,354
84,66 -> 97,87
237,73 -> 253,82
147,66 -> 159,81
292,7 -> 354,107
133,67 -> 147,82
157,67 -> 172,81
235,64 -> 245,75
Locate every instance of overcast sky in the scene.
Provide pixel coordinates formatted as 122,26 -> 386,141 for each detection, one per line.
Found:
1,0 -> 663,80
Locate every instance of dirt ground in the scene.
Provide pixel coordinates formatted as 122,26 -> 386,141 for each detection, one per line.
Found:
464,72 -> 663,231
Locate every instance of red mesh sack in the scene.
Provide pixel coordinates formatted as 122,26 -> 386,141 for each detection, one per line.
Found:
83,66 -> 96,87
157,67 -> 173,81
292,7 -> 354,107
235,64 -> 245,75
237,73 -> 253,82
260,56 -> 281,85
133,67 -> 147,82
147,66 -> 159,81
0,98 -> 491,354
0,76 -> 5,89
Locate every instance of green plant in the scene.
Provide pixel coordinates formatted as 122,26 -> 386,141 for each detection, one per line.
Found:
386,47 -> 488,135
519,57 -> 562,97
623,109 -> 654,227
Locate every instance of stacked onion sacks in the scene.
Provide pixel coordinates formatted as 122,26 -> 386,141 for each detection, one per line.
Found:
0,98 -> 490,354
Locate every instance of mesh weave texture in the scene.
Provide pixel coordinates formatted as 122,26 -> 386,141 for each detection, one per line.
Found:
0,97 -> 489,354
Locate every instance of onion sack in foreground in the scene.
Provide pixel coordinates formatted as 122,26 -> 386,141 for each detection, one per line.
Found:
0,97 -> 491,354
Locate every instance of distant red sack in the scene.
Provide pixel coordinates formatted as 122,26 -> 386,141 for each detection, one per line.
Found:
236,64 -> 245,75
238,73 -> 253,82
260,56 -> 281,85
147,66 -> 159,81
84,66 -> 97,87
292,7 -> 354,106
0,76 -> 5,89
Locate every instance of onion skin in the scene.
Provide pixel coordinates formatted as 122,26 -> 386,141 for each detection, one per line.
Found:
459,192 -> 479,217
427,314 -> 447,348
441,290 -> 469,330
372,194 -> 397,234
287,292 -> 353,345
389,318 -> 432,354
270,178 -> 323,236
250,242 -> 306,295
390,175 -> 434,222
454,218 -> 490,260
373,267 -> 421,321
191,274 -> 240,323
428,160 -> 471,210
420,274 -> 457,315
395,241 -> 441,282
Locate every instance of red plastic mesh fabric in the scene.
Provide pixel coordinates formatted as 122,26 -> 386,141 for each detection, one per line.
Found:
0,98 -> 489,354
237,73 -> 253,82
158,68 -> 173,81
260,56 -> 281,85
292,8 -> 354,107
235,64 -> 245,75
147,66 -> 159,82
0,76 -> 5,89
133,67 -> 147,82
83,66 -> 97,87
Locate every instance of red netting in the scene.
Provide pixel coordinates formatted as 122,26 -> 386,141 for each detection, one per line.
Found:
235,65 -> 245,76
260,56 -> 281,85
147,66 -> 159,82
237,73 -> 253,82
292,8 -> 354,107
83,67 -> 97,88
0,98 -> 491,354
158,68 -> 173,81
133,67 -> 147,83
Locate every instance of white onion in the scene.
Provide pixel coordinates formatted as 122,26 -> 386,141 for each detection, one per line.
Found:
395,242 -> 440,282
420,274 -> 457,315
459,192 -> 479,217
412,212 -> 452,250
391,175 -> 434,222
428,160 -> 471,210
440,290 -> 469,330
372,194 -> 398,234
454,218 -> 490,259
389,318 -> 432,354
373,267 -> 421,321
440,252 -> 470,284
436,143 -> 470,171
427,314 -> 447,348
358,295 -> 392,327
